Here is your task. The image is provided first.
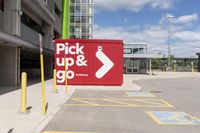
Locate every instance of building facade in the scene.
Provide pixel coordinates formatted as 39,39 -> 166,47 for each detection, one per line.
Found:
0,0 -> 62,86
124,44 -> 148,74
69,0 -> 93,39
124,43 -> 163,74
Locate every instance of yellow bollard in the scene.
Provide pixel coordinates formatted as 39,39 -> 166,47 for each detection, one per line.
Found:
53,69 -> 57,93
40,54 -> 46,115
65,58 -> 68,95
173,64 -> 176,72
21,72 -> 27,113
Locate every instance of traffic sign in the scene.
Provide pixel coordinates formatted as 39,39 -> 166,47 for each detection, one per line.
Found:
54,39 -> 123,85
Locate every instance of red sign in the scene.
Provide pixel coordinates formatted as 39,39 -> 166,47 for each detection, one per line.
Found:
54,39 -> 123,85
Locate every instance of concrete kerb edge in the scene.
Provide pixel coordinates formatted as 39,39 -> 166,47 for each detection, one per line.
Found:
33,88 -> 75,133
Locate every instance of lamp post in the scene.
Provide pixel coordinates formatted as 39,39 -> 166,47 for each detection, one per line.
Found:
167,15 -> 175,69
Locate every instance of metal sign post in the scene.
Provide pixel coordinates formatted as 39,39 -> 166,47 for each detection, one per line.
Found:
62,0 -> 70,95
39,34 -> 46,115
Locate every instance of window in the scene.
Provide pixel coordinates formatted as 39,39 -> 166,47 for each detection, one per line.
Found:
82,0 -> 89,3
0,0 -> 4,11
75,6 -> 81,14
70,0 -> 75,3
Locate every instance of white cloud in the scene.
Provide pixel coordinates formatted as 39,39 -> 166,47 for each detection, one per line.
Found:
174,31 -> 200,41
94,24 -> 200,57
94,0 -> 173,12
160,13 -> 198,25
176,13 -> 198,24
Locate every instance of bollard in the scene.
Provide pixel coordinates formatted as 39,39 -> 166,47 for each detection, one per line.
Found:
21,72 -> 27,113
173,64 -> 176,72
191,62 -> 194,75
53,69 -> 57,93
40,54 -> 46,115
192,65 -> 195,75
65,58 -> 68,95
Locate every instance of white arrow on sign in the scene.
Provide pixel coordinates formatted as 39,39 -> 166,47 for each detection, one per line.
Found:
95,48 -> 114,79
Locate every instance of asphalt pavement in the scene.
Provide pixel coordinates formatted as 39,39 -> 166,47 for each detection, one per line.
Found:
42,77 -> 200,133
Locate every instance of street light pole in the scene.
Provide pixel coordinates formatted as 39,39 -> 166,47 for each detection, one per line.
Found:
167,15 -> 174,69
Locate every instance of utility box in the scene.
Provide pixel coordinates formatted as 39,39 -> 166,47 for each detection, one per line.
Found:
54,39 -> 123,85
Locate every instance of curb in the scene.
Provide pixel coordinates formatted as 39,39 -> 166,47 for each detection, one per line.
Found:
33,88 -> 75,133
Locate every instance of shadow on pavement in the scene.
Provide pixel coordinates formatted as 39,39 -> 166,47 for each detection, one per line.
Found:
0,76 -> 52,95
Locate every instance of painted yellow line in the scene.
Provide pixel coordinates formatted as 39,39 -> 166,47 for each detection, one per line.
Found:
159,99 -> 174,107
65,104 -> 173,108
133,99 -> 165,106
67,98 -> 174,108
70,98 -> 168,101
146,112 -> 162,125
71,99 -> 99,106
102,99 -> 137,107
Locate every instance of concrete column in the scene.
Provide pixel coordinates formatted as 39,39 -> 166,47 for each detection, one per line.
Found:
3,0 -> 21,36
149,59 -> 152,75
0,45 -> 20,86
1,0 -> 21,86
43,24 -> 54,50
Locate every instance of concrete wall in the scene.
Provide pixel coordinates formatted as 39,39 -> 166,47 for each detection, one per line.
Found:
0,45 -> 20,86
0,0 -> 59,86
21,23 -> 39,45
3,0 -> 21,35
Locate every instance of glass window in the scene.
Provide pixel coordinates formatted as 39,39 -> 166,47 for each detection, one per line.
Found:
76,0 -> 81,3
82,0 -> 89,3
70,0 -> 75,3
70,16 -> 75,23
75,16 -> 81,22
70,6 -> 75,14
81,16 -> 87,23
75,27 -> 81,38
75,6 -> 81,14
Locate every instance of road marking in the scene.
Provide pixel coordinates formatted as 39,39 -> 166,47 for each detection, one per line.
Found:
146,111 -> 200,125
102,99 -> 137,107
126,92 -> 155,97
72,99 -> 99,106
65,98 -> 174,108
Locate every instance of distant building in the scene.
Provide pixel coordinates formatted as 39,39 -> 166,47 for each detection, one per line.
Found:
69,0 -> 93,39
0,0 -> 62,86
196,53 -> 200,72
124,43 -> 162,74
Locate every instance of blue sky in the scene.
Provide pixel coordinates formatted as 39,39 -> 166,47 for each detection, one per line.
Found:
93,0 -> 200,57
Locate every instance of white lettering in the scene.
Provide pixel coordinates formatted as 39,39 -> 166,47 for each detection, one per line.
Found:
66,57 -> 74,67
56,58 -> 64,67
56,43 -> 65,54
67,70 -> 75,79
76,43 -> 84,54
57,70 -> 65,83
